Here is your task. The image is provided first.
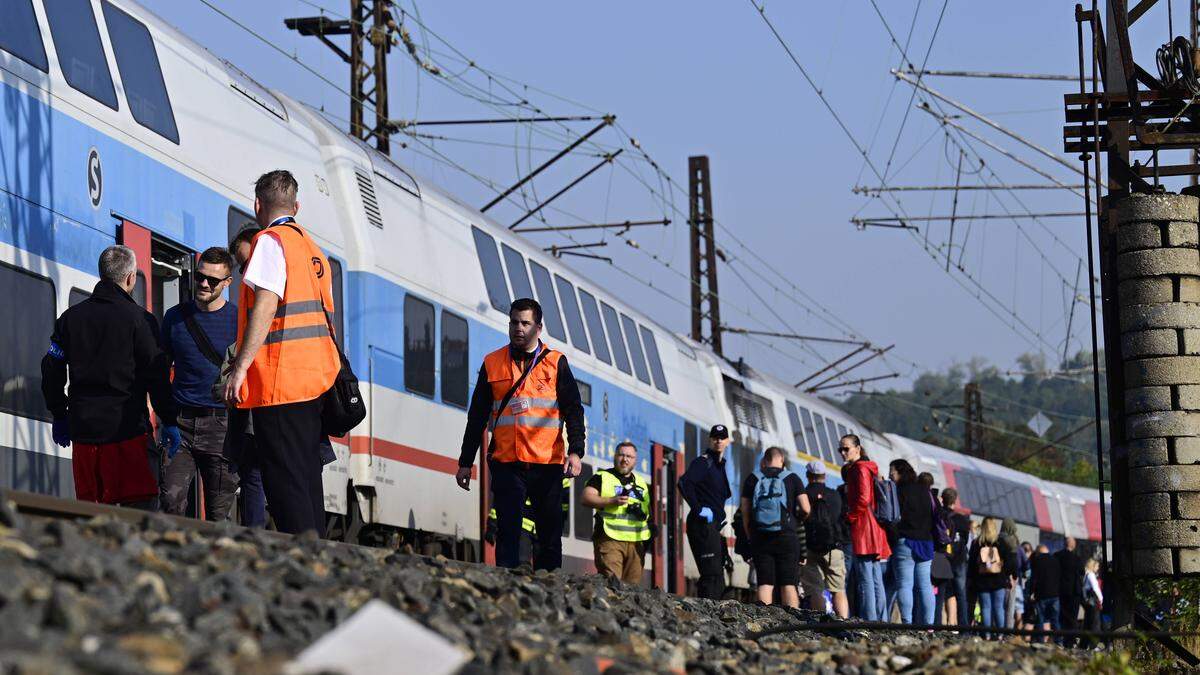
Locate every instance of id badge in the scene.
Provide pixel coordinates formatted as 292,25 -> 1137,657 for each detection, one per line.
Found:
510,397 -> 531,414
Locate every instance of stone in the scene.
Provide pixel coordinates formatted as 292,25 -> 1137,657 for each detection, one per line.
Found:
1179,548 -> 1200,574
1130,519 -> 1200,548
1168,221 -> 1200,247
1117,248 -> 1200,280
1178,437 -> 1200,463
1126,410 -> 1200,439
1119,277 -> 1174,304
1132,492 -> 1172,521
1116,221 -> 1163,252
1125,356 -> 1200,387
1178,492 -> 1200,518
1115,192 -> 1199,225
1130,464 -> 1200,494
1182,277 -> 1200,302
888,655 -> 913,670
1125,386 -> 1173,413
1119,303 -> 1200,332
1121,330 -> 1179,359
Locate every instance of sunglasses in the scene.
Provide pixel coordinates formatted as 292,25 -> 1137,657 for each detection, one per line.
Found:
194,271 -> 231,288
837,447 -> 851,454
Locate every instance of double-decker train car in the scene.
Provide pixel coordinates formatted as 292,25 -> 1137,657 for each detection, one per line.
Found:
0,0 -> 1107,591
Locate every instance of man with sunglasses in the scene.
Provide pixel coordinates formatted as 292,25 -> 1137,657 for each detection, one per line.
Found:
158,247 -> 240,519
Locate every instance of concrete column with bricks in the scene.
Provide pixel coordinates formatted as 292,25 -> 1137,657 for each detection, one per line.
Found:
1115,191 -> 1200,576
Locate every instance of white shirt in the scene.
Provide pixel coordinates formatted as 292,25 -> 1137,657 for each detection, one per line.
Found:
242,231 -> 287,298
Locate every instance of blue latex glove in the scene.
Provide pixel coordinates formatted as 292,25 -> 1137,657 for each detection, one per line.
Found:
698,506 -> 714,523
160,425 -> 182,459
51,418 -> 70,448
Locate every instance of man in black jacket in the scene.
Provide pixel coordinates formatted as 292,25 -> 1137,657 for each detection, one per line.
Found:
41,245 -> 179,507
678,425 -> 732,600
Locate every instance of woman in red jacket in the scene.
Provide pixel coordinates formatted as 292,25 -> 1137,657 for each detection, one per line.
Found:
839,434 -> 891,621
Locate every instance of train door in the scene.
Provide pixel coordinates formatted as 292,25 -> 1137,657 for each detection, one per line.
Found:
652,443 -> 685,594
117,219 -> 199,513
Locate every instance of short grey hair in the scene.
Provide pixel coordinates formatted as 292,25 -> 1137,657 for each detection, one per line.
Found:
98,245 -> 137,283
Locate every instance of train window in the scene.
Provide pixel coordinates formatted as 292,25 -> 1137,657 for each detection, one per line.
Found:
0,263 -> 55,421
683,422 -> 700,467
471,226 -> 510,313
0,0 -> 48,71
786,401 -> 806,455
639,325 -> 669,393
799,408 -> 823,462
577,289 -> 611,364
69,287 -> 91,307
329,258 -> 344,350
823,418 -> 841,463
573,462 -> 594,541
620,314 -> 652,385
600,301 -> 631,375
44,0 -> 118,110
102,1 -> 178,143
576,379 -> 591,406
836,424 -> 849,442
441,311 -> 469,408
554,275 -> 589,354
227,207 -> 256,300
529,261 -> 566,342
403,295 -> 435,397
501,244 -> 534,301
812,413 -> 834,463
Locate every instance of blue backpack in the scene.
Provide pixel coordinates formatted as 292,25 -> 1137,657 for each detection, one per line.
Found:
751,469 -> 794,532
873,477 -> 900,525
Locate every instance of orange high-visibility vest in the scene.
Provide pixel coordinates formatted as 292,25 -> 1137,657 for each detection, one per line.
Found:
236,222 -> 340,408
484,343 -> 565,464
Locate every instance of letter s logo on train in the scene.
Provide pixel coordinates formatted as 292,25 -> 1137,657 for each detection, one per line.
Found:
87,148 -> 102,209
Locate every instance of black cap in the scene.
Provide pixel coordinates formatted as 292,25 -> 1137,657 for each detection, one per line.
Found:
709,424 -> 729,440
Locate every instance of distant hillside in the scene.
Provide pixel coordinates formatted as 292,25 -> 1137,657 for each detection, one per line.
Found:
834,351 -> 1105,488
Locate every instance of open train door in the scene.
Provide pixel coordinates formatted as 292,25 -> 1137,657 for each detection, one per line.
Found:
652,443 -> 685,594
118,219 -> 152,308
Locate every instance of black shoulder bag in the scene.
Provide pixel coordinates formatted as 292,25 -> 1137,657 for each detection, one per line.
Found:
182,303 -> 224,368
321,324 -> 366,438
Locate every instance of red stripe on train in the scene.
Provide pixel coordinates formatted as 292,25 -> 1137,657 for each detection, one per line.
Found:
1083,501 -> 1103,541
1031,488 -> 1053,530
940,461 -> 971,515
330,435 -> 477,479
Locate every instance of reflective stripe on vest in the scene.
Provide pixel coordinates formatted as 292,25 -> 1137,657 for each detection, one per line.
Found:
483,343 -> 566,464
236,222 -> 340,408
597,470 -> 651,542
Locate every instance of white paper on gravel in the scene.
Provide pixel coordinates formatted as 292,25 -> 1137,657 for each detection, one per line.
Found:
285,599 -> 470,675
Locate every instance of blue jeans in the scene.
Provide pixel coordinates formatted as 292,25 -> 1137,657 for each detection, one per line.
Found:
978,588 -> 1007,637
952,561 -> 969,625
1036,597 -> 1061,642
894,538 -> 935,624
855,557 -> 887,621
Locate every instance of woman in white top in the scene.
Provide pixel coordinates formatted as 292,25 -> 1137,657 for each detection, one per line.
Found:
1082,557 -> 1104,647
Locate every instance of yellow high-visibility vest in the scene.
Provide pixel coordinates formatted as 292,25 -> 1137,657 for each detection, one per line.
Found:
597,470 -> 650,542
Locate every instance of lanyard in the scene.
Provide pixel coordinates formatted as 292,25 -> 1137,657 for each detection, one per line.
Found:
513,342 -> 544,376
269,215 -> 296,227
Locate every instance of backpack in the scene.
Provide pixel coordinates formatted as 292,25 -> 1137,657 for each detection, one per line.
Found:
873,477 -> 900,525
931,497 -> 953,547
806,486 -> 841,552
750,469 -> 794,532
978,544 -> 1003,575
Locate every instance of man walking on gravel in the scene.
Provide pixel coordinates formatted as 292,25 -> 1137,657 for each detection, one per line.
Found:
455,297 -> 586,570
679,425 -> 733,600
42,245 -> 179,508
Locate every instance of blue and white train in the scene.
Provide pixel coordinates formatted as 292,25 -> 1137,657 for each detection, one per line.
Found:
0,0 -> 1106,588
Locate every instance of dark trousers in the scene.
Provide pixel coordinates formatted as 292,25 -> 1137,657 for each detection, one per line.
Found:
489,459 -> 564,570
1059,594 -> 1081,646
952,561 -> 969,625
160,410 -> 238,520
687,513 -> 725,600
253,398 -> 325,537
238,435 -> 268,528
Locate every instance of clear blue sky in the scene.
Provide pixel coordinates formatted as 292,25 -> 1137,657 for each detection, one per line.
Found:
146,0 -> 1125,390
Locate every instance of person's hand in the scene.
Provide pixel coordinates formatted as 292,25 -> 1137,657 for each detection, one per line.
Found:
698,507 -> 714,523
608,495 -> 631,507
455,466 -> 472,491
51,418 -> 70,448
160,425 -> 182,459
223,363 -> 248,406
564,453 -> 582,478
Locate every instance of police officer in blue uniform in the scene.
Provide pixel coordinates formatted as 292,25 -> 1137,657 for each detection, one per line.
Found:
678,424 -> 733,599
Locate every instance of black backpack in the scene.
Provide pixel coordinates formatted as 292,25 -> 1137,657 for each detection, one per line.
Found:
806,486 -> 842,553
321,349 -> 366,437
